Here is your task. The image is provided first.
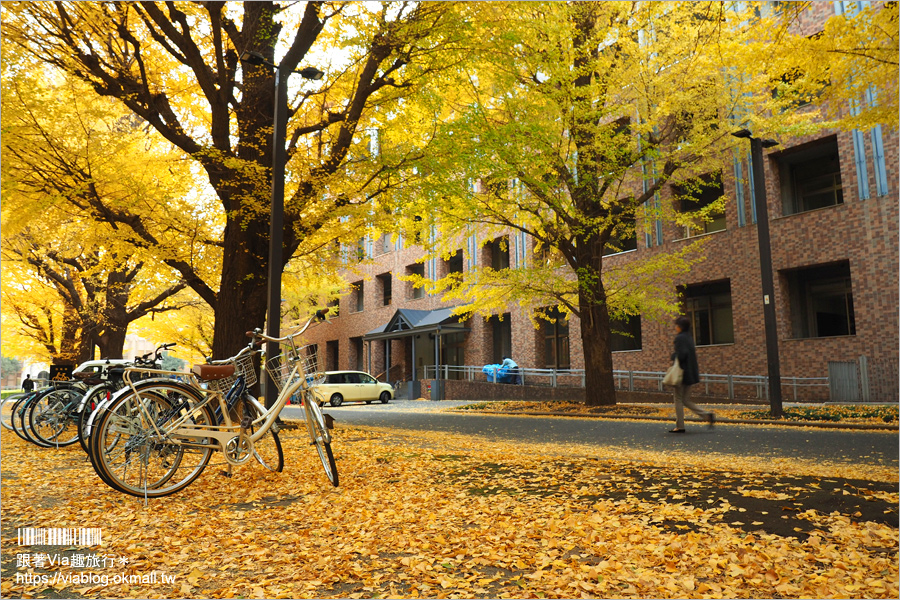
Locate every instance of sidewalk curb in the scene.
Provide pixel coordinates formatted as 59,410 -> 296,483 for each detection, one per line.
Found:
450,409 -> 899,431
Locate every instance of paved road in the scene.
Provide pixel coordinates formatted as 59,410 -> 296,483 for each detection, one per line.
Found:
283,399 -> 899,469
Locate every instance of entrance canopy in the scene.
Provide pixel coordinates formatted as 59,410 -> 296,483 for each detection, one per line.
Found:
363,307 -> 469,341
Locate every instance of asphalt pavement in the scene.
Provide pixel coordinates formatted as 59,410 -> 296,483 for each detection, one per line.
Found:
282,399 -> 899,470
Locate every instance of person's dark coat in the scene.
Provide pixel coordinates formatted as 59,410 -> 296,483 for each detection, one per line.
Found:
671,331 -> 700,386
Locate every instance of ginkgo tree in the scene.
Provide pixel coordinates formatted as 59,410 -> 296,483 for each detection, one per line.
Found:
398,1 -> 894,406
3,1 -> 473,359
1,61 -> 209,363
1,223 -> 195,363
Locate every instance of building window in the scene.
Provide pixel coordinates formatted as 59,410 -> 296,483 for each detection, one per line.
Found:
787,262 -> 855,338
445,249 -> 463,276
327,297 -> 340,318
406,263 -> 425,299
306,344 -> 320,373
377,273 -> 392,306
778,136 -> 843,216
681,280 -> 734,346
489,237 -> 510,270
350,337 -> 364,371
541,307 -> 570,369
352,280 -> 364,313
325,340 -> 339,371
490,313 -> 512,364
356,238 -> 367,261
376,233 -> 394,255
610,315 -> 642,352
603,212 -> 638,255
675,173 -> 726,238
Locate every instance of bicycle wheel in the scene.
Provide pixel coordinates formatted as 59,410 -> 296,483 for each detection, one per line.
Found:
304,394 -> 338,486
11,396 -> 41,445
78,384 -> 117,455
90,381 -> 216,498
84,380 -> 180,486
1,394 -> 25,430
243,397 -> 283,473
28,387 -> 84,447
13,393 -> 52,447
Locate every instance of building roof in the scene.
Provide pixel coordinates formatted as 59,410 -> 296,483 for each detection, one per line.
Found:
363,307 -> 469,341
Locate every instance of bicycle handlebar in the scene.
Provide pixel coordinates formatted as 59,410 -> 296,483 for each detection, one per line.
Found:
201,309 -> 329,367
133,342 -> 177,366
245,309 -> 328,345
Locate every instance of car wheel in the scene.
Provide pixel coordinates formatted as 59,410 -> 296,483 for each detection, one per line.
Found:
330,393 -> 343,407
380,391 -> 390,404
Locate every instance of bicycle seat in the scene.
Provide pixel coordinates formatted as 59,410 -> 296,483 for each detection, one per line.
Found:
192,364 -> 235,381
73,371 -> 103,386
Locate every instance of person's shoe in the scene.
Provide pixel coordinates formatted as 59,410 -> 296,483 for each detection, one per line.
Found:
668,428 -> 686,434
707,413 -> 715,428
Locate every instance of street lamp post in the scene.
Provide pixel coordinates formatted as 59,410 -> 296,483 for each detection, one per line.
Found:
732,129 -> 783,417
241,51 -> 323,406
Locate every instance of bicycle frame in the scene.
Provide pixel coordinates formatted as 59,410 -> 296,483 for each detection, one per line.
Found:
111,316 -> 322,454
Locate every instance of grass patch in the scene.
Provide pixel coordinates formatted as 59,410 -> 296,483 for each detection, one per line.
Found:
739,405 -> 898,423
455,401 -> 491,410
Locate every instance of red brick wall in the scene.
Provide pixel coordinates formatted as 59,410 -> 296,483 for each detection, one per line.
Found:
302,6 -> 898,399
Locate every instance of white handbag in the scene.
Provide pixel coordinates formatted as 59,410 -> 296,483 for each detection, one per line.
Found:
662,358 -> 683,386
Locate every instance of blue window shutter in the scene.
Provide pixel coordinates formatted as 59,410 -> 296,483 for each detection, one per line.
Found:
654,195 -> 663,245
644,202 -> 653,249
641,162 -> 650,247
517,232 -> 523,267
864,87 -> 888,196
520,231 -> 528,267
852,129 -> 870,200
870,125 -> 888,196
733,155 -> 746,227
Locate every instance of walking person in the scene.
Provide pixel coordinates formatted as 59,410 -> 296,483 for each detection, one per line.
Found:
22,374 -> 34,393
669,316 -> 715,433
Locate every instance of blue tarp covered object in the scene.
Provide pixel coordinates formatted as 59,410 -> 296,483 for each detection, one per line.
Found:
483,364 -> 517,383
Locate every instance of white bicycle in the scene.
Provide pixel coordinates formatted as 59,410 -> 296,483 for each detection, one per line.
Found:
86,313 -> 337,498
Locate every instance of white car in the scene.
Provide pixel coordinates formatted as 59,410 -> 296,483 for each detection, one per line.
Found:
313,371 -> 393,407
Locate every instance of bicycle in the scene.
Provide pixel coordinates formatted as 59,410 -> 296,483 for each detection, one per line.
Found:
8,381 -> 88,448
86,312 -> 336,498
1,392 -> 27,431
76,345 -> 172,455
8,389 -> 51,446
27,383 -> 87,447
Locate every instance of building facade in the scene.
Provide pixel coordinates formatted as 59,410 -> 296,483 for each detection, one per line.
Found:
302,4 -> 899,402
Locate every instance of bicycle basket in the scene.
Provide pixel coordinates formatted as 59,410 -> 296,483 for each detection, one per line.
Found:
265,344 -> 324,393
207,353 -> 258,394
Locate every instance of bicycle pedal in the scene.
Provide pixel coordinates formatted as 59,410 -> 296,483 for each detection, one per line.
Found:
219,470 -> 232,478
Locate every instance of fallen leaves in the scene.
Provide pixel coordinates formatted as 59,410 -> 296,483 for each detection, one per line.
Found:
461,400 -> 899,426
1,424 -> 897,599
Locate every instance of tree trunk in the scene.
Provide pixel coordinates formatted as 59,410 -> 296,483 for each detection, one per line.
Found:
578,283 -> 618,406
210,216 -> 271,360
99,326 -> 128,360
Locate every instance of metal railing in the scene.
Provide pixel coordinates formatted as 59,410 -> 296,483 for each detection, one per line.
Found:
420,365 -> 831,401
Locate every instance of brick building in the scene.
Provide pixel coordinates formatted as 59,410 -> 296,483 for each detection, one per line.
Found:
302,3 -> 898,402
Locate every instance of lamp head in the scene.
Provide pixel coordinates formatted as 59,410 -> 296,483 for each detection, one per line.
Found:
731,128 -> 752,139
761,139 -> 779,148
240,51 -> 269,67
298,67 -> 325,80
